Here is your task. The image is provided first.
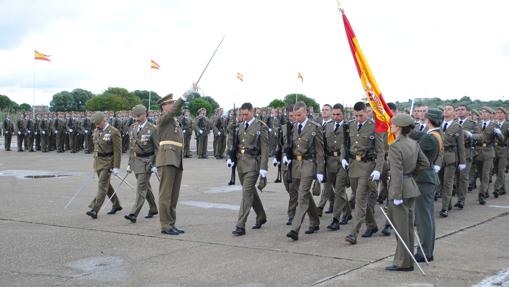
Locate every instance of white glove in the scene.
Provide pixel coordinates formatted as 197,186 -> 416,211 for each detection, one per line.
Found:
217,132 -> 221,136
341,159 -> 349,170
393,199 -> 404,206
370,170 -> 381,181
69,129 -> 73,133
464,130 -> 472,138
227,159 -> 234,168
433,165 -> 441,173
35,132 -> 38,135
269,128 -> 272,132
126,165 -> 132,173
151,166 -> 158,174
283,156 -> 291,166
182,84 -> 196,101
183,130 -> 186,134
259,169 -> 268,178
316,173 -> 324,183
27,131 -> 31,134
112,168 -> 120,175
41,131 -> 45,135
273,158 -> 280,166
55,131 -> 58,134
85,130 -> 88,134
17,131 -> 21,135
199,129 -> 203,134
494,128 -> 502,135
458,164 -> 466,171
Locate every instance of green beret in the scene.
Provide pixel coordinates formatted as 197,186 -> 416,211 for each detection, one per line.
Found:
481,106 -> 495,114
157,93 -> 174,105
198,107 -> 206,113
392,113 -> 414,127
472,110 -> 480,117
91,112 -> 105,125
425,108 -> 443,126
497,107 -> 508,114
132,104 -> 147,116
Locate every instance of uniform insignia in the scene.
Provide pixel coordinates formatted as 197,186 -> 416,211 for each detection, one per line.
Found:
312,132 -> 316,136
103,134 -> 111,141
369,135 -> 374,140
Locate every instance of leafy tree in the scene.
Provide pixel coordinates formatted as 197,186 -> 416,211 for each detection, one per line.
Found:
50,91 -> 75,112
19,103 -> 32,112
267,99 -> 286,108
188,98 -> 212,116
86,95 -> 130,111
71,88 -> 94,111
284,93 -> 319,112
132,90 -> 160,110
202,96 -> 219,112
101,87 -> 142,108
0,95 -> 15,111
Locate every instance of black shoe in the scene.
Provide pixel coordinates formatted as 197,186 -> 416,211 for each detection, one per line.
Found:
124,214 -> 136,223
317,207 -> 323,217
345,234 -> 357,245
286,230 -> 298,241
325,206 -> 333,214
304,226 -> 319,234
485,192 -> 490,199
414,253 -> 433,263
448,202 -> 452,210
286,217 -> 293,226
500,191 -> 507,195
439,209 -> 448,217
361,227 -> 378,238
86,209 -> 97,219
456,202 -> 464,209
494,191 -> 499,198
376,195 -> 385,204
385,265 -> 414,272
327,219 -> 340,231
382,225 -> 391,236
161,227 -> 180,235
339,214 -> 352,225
479,195 -> 486,205
144,211 -> 158,218
252,219 -> 267,229
274,178 -> 282,183
174,227 -> 185,234
107,207 -> 122,215
232,227 -> 246,236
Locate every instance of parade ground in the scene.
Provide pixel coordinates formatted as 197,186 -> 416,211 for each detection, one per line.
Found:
1,140 -> 509,287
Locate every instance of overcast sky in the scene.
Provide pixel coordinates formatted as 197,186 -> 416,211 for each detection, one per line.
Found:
1,0 -> 508,109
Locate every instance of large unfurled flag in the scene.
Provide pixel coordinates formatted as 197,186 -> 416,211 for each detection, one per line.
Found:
150,59 -> 160,70
340,10 -> 394,143
297,72 -> 304,82
236,72 -> 244,82
34,50 -> 51,61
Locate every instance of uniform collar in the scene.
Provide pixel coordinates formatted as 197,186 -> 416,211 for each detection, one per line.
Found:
298,117 -> 309,129
427,127 -> 440,134
103,123 -> 110,131
245,117 -> 256,127
442,119 -> 453,129
139,120 -> 148,130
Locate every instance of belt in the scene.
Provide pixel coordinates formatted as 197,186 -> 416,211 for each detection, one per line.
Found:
295,154 -> 314,161
349,153 -> 375,162
239,148 -> 259,156
97,152 -> 113,157
479,143 -> 494,148
135,152 -> 154,157
495,143 -> 507,147
326,151 -> 340,157
160,140 -> 183,148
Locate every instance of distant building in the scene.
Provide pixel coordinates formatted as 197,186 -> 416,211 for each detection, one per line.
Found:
33,105 -> 49,114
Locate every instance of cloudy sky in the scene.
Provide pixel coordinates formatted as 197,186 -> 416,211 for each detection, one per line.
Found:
1,0 -> 508,109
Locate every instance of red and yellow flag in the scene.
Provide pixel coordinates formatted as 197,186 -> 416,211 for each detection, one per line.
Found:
150,59 -> 160,70
236,72 -> 244,82
34,50 -> 50,61
341,11 -> 394,143
297,72 -> 304,82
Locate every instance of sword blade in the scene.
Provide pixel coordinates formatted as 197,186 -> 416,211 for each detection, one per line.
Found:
195,35 -> 225,86
64,173 -> 95,209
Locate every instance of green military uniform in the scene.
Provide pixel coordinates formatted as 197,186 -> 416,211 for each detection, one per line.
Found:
494,112 -> 509,197
83,116 -> 93,154
280,122 -> 298,223
3,117 -> 14,151
39,117 -> 49,152
345,119 -> 385,243
156,94 -> 186,234
34,117 -> 41,151
194,109 -> 209,158
88,113 -> 122,215
66,116 -> 76,152
317,118 -> 334,214
24,117 -> 35,152
179,114 -> 193,158
55,116 -> 66,153
16,116 -> 25,152
212,113 -> 227,159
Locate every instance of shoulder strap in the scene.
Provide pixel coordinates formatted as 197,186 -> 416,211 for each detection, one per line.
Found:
430,130 -> 444,162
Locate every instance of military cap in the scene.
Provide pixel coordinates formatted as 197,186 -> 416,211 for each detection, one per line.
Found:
157,93 -> 174,105
472,110 -> 481,117
91,112 -> 105,125
481,106 -> 495,114
425,108 -> 443,126
132,104 -> 147,116
198,107 -> 206,114
496,107 -> 508,114
392,113 -> 415,127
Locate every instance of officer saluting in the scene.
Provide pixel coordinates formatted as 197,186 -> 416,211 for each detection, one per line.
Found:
124,104 -> 159,223
86,112 -> 123,219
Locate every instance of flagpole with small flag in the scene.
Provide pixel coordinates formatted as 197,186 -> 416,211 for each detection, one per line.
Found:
149,59 -> 160,111
296,72 -> 304,103
33,50 -> 51,119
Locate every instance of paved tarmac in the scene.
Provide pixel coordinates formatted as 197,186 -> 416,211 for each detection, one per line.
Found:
0,144 -> 508,287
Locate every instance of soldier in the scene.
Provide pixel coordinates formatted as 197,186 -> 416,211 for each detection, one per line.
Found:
344,102 -> 385,245
414,105 -> 429,133
212,107 -> 227,159
474,107 -> 504,204
266,108 -> 280,157
75,112 -> 84,151
86,112 -> 123,219
227,102 -> 269,236
34,114 -> 41,151
124,104 -> 159,223
55,113 -> 66,153
285,102 -> 324,241
83,112 -> 94,154
122,112 -> 133,153
156,91 -> 191,235
179,110 -> 193,158
3,114 -> 14,151
317,104 -> 334,216
469,110 -> 481,191
385,113 -> 429,272
48,113 -> 56,151
39,114 -> 49,152
24,114 -> 35,152
493,107 -> 509,197
16,113 -> 25,152
194,107 -> 209,159
438,105 -> 466,217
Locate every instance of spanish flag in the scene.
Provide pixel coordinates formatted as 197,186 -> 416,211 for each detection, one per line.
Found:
236,72 -> 244,82
150,59 -> 160,70
297,72 -> 304,82
341,10 -> 394,143
34,50 -> 50,61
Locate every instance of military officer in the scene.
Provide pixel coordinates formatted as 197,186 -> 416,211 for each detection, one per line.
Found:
438,105 -> 466,217
123,104 -> 159,223
317,104 -> 335,216
3,114 -> 14,151
212,107 -> 227,159
39,114 -> 49,152
179,110 -> 193,158
156,91 -> 191,235
34,114 -> 41,151
83,112 -> 94,154
493,107 -> 509,197
194,107 -> 209,159
24,114 -> 35,152
285,101 -> 324,241
344,102 -> 385,245
86,112 -> 123,219
385,113 -> 429,272
55,113 -> 66,153
227,102 -> 269,236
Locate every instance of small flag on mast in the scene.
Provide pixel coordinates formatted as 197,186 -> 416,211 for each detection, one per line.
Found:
34,50 -> 50,61
150,59 -> 160,70
297,72 -> 304,82
236,72 -> 244,82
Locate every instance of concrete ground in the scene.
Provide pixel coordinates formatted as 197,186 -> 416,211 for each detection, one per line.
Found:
0,137 -> 509,287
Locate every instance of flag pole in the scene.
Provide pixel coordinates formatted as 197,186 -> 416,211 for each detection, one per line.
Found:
32,51 -> 36,120
148,65 -> 152,112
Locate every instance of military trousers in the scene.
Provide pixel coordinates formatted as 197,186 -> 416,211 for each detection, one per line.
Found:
441,164 -> 456,210
197,135 -> 208,158
158,165 -> 183,231
389,197 -> 416,268
331,168 -> 350,221
291,174 -> 320,233
475,158 -> 494,197
349,176 -> 377,236
130,172 -> 158,217
183,134 -> 192,157
236,170 -> 266,229
282,169 -> 298,219
89,169 -> 121,212
24,133 -> 34,151
415,182 -> 436,259
494,152 -> 507,194
56,133 -> 65,152
213,135 -> 226,157
40,134 -> 49,152
16,133 -> 23,151
4,133 -> 12,150
456,160 -> 472,204
318,174 -> 335,210
35,133 -> 41,150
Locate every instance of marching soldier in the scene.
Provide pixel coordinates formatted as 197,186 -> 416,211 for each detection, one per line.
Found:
228,102 -> 269,236
344,102 -> 385,245
317,104 -> 334,216
438,105 -> 466,217
16,113 -> 25,152
39,114 -> 49,152
212,107 -> 227,159
122,112 -> 133,153
86,112 -> 123,219
3,114 -> 14,151
493,107 -> 509,197
285,102 -> 324,241
124,104 -> 159,223
194,107 -> 209,159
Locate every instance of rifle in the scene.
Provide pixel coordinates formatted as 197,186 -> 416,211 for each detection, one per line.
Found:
285,122 -> 294,183
228,104 -> 238,185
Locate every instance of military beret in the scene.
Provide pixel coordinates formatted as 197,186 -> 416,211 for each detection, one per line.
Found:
497,107 -> 508,114
391,113 -> 415,127
481,106 -> 495,114
472,110 -> 481,117
132,104 -> 147,116
158,93 -> 174,105
425,108 -> 443,126
91,112 -> 105,125
198,107 -> 206,113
